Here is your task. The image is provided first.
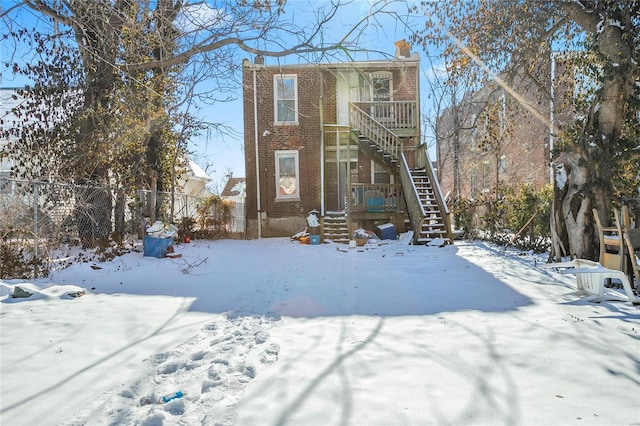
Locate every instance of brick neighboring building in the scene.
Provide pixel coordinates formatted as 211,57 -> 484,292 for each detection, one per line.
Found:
242,42 -> 453,243
436,62 -> 575,201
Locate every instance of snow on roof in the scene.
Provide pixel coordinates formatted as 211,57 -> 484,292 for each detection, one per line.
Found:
188,159 -> 211,181
221,177 -> 246,197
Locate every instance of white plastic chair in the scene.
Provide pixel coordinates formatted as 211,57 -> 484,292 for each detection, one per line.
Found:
541,259 -> 639,305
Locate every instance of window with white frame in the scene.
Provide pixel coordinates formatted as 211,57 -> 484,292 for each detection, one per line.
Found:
482,161 -> 491,191
274,74 -> 298,124
499,155 -> 507,176
275,150 -> 299,199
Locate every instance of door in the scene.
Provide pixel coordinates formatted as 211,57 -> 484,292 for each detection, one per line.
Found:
361,71 -> 393,122
337,71 -> 361,126
324,131 -> 358,211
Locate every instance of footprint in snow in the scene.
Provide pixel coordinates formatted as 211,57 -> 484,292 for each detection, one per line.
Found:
73,316 -> 279,426
260,343 -> 280,365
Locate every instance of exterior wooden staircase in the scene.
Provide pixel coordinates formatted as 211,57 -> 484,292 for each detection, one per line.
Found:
410,169 -> 450,243
347,103 -> 454,245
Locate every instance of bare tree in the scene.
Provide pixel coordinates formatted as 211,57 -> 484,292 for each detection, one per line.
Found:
2,0 -> 411,244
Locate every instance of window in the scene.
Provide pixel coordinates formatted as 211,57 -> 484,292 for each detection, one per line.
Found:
482,161 -> 491,191
275,150 -> 299,199
370,71 -> 393,121
470,168 -> 478,198
274,74 -> 298,124
372,161 -> 391,184
371,72 -> 392,102
0,171 -> 12,195
499,155 -> 507,176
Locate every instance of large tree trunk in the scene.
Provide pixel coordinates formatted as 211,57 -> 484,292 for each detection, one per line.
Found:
549,3 -> 637,262
551,150 -> 611,261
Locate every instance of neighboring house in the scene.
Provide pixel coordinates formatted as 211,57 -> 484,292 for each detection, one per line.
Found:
221,176 -> 246,234
170,159 -> 212,220
242,40 -> 453,244
179,159 -> 212,197
436,58 -> 575,201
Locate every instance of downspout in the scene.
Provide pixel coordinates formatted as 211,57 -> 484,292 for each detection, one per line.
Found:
320,71 -> 325,216
253,65 -> 262,238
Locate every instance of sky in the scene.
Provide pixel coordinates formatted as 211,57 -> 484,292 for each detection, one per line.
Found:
0,1 -> 431,191
1,236 -> 639,425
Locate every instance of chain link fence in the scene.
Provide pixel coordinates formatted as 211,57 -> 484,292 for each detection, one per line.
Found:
0,178 -> 208,278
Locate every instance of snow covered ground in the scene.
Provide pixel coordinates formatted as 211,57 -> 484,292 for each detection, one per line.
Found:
1,237 -> 638,425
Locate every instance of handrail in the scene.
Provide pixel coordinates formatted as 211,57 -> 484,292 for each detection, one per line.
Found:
400,152 -> 425,243
349,103 -> 401,160
414,144 -> 454,242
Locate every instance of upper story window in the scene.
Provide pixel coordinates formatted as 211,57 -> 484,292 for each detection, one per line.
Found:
274,74 -> 298,124
371,72 -> 392,102
370,71 -> 393,121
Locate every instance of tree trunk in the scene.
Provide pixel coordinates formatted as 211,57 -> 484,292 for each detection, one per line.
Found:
550,150 -> 610,262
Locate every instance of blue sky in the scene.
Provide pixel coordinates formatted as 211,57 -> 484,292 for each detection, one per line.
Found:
0,1 -> 432,190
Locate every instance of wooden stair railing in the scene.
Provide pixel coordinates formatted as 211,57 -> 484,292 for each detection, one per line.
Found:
349,103 -> 401,161
400,152 -> 426,243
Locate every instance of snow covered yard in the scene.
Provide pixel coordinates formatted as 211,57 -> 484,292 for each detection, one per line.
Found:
1,237 -> 638,425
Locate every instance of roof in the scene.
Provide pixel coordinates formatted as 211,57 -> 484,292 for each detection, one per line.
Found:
242,53 -> 420,71
221,177 -> 246,197
188,159 -> 211,181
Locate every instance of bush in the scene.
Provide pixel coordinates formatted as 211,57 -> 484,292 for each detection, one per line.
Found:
196,194 -> 231,235
453,184 -> 552,253
0,229 -> 48,279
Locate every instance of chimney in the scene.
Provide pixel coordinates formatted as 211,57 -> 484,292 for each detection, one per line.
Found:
254,54 -> 264,65
394,39 -> 410,58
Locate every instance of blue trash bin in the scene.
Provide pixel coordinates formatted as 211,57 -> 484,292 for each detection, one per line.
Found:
143,235 -> 174,258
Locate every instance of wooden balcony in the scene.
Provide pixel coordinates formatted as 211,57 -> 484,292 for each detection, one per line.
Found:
351,101 -> 417,130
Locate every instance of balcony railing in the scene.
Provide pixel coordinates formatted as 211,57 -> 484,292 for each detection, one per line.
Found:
351,101 -> 417,129
347,183 -> 399,213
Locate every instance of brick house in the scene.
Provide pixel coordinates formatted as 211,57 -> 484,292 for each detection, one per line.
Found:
242,41 -> 453,244
436,59 -> 576,202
